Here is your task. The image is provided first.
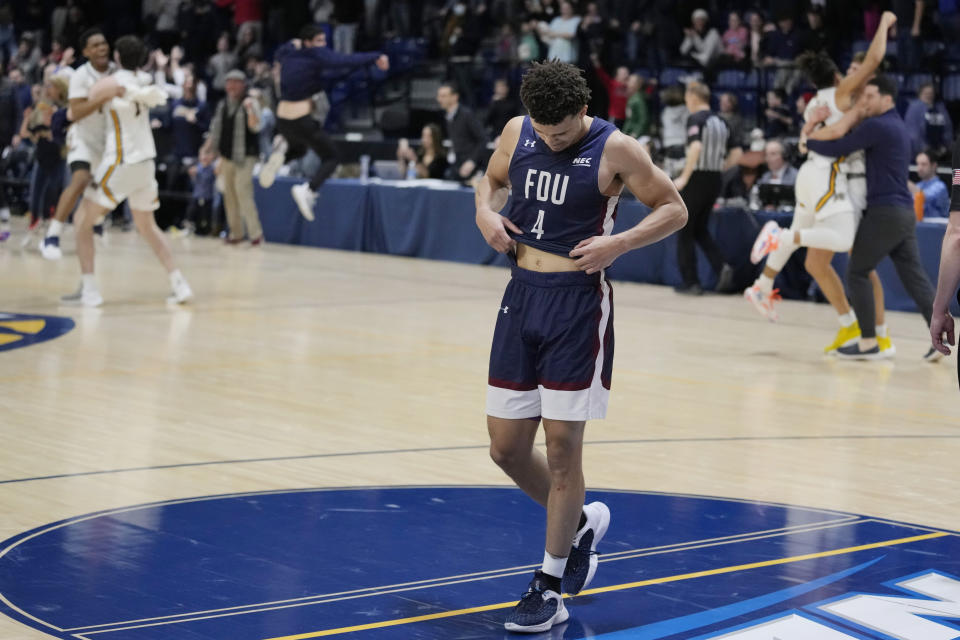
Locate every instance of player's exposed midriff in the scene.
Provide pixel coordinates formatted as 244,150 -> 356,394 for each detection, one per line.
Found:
516,242 -> 580,273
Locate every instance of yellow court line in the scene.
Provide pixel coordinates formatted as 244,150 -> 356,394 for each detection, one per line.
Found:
263,531 -> 949,640
66,516 -> 863,633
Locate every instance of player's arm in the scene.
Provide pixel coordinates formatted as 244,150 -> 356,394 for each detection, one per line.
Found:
805,118 -> 873,157
806,105 -> 863,141
836,11 -> 896,109
73,77 -> 124,121
570,132 -> 687,274
931,143 -> 960,354
475,116 -> 523,254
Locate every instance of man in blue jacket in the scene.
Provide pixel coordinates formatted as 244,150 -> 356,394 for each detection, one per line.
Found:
806,74 -> 939,361
259,25 -> 389,221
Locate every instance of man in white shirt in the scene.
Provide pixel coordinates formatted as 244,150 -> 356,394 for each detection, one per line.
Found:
757,140 -> 798,185
539,1 -> 580,64
62,35 -> 192,308
40,28 -> 117,260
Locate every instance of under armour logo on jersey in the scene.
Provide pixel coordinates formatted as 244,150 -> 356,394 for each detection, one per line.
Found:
572,157 -> 592,166
501,306 -> 509,314
523,139 -> 536,148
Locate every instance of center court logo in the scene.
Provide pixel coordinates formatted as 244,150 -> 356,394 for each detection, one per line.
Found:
0,312 -> 74,352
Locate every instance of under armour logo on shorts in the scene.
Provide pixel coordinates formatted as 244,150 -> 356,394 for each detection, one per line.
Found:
501,306 -> 509,314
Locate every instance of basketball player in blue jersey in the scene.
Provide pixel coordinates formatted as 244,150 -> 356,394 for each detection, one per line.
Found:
475,60 -> 688,632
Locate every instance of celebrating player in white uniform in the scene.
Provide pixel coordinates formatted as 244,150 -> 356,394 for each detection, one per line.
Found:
744,11 -> 896,354
40,28 -> 116,260
62,35 -> 192,307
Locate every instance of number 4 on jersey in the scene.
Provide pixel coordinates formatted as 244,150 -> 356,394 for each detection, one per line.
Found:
531,209 -> 545,240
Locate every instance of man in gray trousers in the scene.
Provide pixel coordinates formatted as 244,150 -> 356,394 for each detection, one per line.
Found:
806,74 -> 940,360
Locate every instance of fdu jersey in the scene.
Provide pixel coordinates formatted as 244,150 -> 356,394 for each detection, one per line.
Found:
508,116 -> 619,256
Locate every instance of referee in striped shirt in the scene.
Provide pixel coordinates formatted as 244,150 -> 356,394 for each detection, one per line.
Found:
673,81 -> 737,295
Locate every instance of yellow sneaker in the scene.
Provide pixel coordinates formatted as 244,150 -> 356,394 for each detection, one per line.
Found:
825,322 -> 861,353
878,334 -> 896,358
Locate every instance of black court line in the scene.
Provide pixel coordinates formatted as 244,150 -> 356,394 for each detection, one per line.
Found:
2,434 -> 960,485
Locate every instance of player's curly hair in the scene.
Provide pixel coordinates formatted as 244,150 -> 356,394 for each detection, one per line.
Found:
796,51 -> 839,90
520,60 -> 591,125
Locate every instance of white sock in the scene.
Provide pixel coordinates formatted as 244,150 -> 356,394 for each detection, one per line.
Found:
0,206 -> 10,222
81,273 -> 98,293
838,311 -> 856,327
876,324 -> 888,338
541,550 -> 568,579
168,269 -> 185,287
47,220 -> 63,237
757,274 -> 774,294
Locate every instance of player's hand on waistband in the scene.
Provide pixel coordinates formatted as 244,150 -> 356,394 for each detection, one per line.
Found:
570,235 -> 623,274
477,207 -> 520,254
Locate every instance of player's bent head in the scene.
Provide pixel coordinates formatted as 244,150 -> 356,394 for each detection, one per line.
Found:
796,51 -> 840,90
520,60 -> 590,127
114,35 -> 146,70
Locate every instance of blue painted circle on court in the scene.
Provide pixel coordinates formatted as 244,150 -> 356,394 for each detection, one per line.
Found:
0,312 -> 74,352
0,486 -> 957,640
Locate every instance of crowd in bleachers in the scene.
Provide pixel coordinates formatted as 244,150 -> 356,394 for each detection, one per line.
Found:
1,0 -> 959,241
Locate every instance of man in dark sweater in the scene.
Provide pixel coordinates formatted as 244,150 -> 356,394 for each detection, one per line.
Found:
260,25 -> 389,221
806,75 -> 938,361
436,82 -> 488,181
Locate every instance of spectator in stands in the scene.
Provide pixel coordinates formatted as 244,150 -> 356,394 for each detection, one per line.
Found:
217,0 -> 264,41
905,83 -> 953,160
437,82 -> 488,181
186,146 -> 217,235
332,0 -> 362,54
234,22 -> 263,64
166,73 -> 209,194
801,7 -> 830,56
892,0 -> 924,70
203,70 -> 264,245
578,2 -> 606,64
396,123 -> 449,179
207,33 -> 237,100
680,8 -> 721,70
622,74 -> 650,138
747,10 -> 767,68
517,18 -> 542,62
757,139 -> 797,185
766,11 -> 806,92
763,89 -> 793,139
909,150 -> 949,218
719,11 -> 749,67
0,6 -> 16,68
179,0 -> 219,65
590,53 -> 628,128
485,78 -> 519,139
660,84 -> 689,178
10,34 -> 41,83
538,0 -> 580,64
719,92 -> 746,150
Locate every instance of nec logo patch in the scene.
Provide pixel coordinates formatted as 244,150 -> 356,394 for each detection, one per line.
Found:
572,157 -> 592,166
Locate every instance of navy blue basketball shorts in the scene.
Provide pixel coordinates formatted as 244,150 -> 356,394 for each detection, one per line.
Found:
486,264 -> 614,422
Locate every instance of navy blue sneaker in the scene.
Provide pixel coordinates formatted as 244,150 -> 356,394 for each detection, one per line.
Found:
504,571 -> 568,633
562,501 -> 610,595
836,343 -> 883,360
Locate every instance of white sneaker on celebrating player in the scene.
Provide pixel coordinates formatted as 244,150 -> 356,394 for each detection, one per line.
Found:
39,235 -> 63,260
60,286 -> 103,308
167,276 -> 193,305
750,220 -> 783,264
259,135 -> 288,188
744,283 -> 781,322
291,182 -> 317,221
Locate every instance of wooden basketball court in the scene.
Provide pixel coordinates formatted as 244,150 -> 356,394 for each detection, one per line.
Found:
1,224 -> 958,639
